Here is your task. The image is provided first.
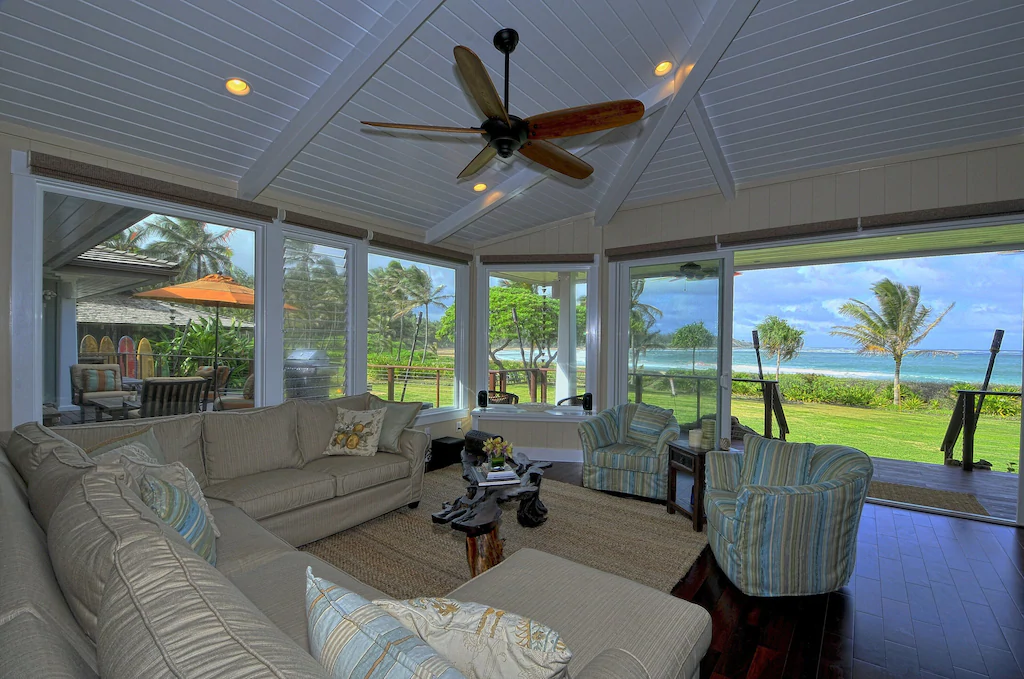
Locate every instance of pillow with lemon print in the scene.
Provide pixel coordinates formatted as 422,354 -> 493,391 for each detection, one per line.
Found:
325,407 -> 386,457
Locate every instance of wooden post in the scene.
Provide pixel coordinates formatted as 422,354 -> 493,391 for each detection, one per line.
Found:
540,370 -> 547,403
387,367 -> 395,401
634,373 -> 643,403
528,369 -> 537,402
963,392 -> 975,472
764,383 -> 774,439
465,527 -> 504,577
435,369 -> 441,408
500,371 -> 507,392
696,378 -> 702,420
489,371 -> 496,391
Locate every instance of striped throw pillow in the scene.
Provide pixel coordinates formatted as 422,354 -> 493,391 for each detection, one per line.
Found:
305,568 -> 465,679
739,434 -> 816,488
625,404 -> 674,447
139,474 -> 216,565
84,369 -> 117,392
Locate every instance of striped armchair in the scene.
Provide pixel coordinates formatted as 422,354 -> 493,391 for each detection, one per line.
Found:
705,435 -> 873,597
579,403 -> 679,500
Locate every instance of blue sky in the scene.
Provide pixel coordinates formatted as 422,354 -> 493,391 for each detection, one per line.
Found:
731,252 -> 1024,351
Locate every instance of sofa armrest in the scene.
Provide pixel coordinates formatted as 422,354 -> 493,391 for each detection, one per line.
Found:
574,649 -> 651,679
578,410 -> 618,455
396,428 -> 429,503
706,450 -> 743,492
653,420 -> 681,464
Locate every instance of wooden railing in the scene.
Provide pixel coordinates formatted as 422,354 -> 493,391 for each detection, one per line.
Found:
367,364 -> 454,408
942,389 -> 1022,471
733,378 -> 789,440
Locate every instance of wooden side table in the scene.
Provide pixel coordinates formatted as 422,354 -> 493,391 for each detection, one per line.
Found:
666,441 -> 707,531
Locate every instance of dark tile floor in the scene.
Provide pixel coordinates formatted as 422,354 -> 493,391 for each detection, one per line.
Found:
547,462 -> 1024,679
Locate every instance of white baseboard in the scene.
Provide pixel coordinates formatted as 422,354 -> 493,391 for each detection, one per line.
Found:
518,447 -> 584,463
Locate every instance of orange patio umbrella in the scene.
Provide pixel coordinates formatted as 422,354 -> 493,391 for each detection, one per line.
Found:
135,273 -> 296,393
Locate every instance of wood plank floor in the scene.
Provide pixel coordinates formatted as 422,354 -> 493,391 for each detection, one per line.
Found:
547,462 -> 1024,679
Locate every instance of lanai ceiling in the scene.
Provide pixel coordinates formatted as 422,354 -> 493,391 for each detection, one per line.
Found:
1,0 -> 1021,246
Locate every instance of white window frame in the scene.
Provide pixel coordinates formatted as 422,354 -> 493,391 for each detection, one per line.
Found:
280,224 -> 364,398
476,258 -> 600,413
366,246 -> 470,425
9,151 -> 270,425
609,250 -> 734,445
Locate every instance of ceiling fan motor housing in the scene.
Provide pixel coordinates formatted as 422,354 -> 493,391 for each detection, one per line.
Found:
482,115 -> 528,158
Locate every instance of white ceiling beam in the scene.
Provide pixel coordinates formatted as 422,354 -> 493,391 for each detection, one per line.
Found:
686,93 -> 735,200
236,0 -> 444,201
424,82 -> 674,244
592,0 -> 759,226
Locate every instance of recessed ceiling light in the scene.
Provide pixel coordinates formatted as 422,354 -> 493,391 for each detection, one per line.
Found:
473,183 -> 487,192
225,78 -> 251,96
654,61 -> 673,76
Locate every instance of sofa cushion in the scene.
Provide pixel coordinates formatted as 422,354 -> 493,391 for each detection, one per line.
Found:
84,426 -> 165,463
374,597 -> 572,679
229,551 -> 387,652
624,403 -> 674,447
368,394 -> 423,454
210,504 -> 294,578
5,421 -> 85,482
0,612 -> 98,679
26,445 -> 95,532
97,532 -> 330,679
203,468 -> 335,520
591,443 -> 661,474
294,394 -> 371,463
0,464 -> 97,673
55,414 -> 206,487
203,401 -> 302,484
140,474 -> 217,565
47,465 -> 180,640
303,454 -> 411,497
705,489 -> 740,543
305,568 -> 464,679
448,548 -> 712,679
739,434 -> 816,488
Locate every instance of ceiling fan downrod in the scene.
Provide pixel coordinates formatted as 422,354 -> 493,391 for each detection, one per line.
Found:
493,28 -> 519,114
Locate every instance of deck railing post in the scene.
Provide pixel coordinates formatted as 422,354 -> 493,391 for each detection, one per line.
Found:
764,384 -> 774,439
634,373 -> 643,403
387,367 -> 395,401
963,392 -> 976,472
435,369 -> 441,408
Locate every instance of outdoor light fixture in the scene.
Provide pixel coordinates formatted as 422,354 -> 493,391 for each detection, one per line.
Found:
654,61 -> 673,76
225,78 -> 251,96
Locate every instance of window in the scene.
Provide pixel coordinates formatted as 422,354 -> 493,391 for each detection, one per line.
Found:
484,267 -> 592,405
283,238 -> 349,399
367,252 -> 458,409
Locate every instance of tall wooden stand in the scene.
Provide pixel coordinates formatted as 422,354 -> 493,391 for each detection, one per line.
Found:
465,525 -> 504,577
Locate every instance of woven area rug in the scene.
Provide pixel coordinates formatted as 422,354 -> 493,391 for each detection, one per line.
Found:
869,480 -> 990,516
300,466 -> 708,599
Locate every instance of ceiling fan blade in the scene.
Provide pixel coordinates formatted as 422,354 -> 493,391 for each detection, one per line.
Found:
361,121 -> 485,134
518,140 -> 593,180
453,46 -> 510,126
458,145 -> 498,179
525,99 -> 645,140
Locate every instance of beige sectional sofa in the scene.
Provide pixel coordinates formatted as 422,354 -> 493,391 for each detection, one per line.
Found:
0,394 -> 712,679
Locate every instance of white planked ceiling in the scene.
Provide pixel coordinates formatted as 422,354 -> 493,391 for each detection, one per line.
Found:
1,0 -> 1022,244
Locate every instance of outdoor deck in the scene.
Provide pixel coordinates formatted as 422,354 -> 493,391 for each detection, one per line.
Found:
871,456 -> 1019,521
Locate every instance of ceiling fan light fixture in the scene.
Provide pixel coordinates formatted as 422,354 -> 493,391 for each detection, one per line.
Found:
225,78 -> 251,96
654,61 -> 673,76
473,183 -> 487,192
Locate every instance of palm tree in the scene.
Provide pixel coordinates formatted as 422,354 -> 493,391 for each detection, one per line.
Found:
142,216 -> 234,281
831,278 -> 954,407
756,316 -> 805,381
628,279 -> 663,375
671,321 -> 716,373
402,266 -> 453,363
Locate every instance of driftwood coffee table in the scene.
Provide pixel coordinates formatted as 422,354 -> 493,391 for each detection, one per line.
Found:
432,450 -> 551,576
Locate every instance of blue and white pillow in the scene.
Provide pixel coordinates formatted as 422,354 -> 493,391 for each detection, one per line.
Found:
139,474 -> 217,565
305,568 -> 465,679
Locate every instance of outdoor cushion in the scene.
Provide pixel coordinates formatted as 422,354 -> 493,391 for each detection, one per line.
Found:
81,390 -> 133,403
56,414 -> 207,487
705,489 -> 740,543
303,453 -> 410,497
71,364 -> 122,395
209,503 -> 293,578
624,403 -> 674,447
367,394 -> 423,454
739,434 -> 816,488
203,468 -> 335,520
228,551 -> 387,652
96,532 -> 329,679
293,394 -> 371,462
591,444 -> 661,474
202,401 -> 302,484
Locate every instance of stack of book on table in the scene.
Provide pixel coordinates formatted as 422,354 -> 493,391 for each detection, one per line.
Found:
479,469 -> 519,486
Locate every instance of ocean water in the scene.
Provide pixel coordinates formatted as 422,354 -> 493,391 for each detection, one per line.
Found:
495,348 -> 1023,386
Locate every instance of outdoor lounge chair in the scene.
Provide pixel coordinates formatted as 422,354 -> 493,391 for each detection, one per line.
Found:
214,373 -> 255,411
70,363 -> 133,423
704,434 -> 873,596
131,376 -> 210,418
487,390 -> 519,405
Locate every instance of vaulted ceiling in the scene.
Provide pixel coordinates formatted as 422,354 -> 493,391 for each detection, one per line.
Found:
2,0 -> 1021,246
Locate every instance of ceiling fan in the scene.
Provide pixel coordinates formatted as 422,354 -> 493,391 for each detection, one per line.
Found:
674,262 -> 708,281
360,28 -> 645,181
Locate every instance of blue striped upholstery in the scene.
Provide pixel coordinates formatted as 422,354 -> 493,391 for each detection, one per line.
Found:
739,434 -> 815,487
139,474 -> 216,565
580,404 -> 679,501
624,403 -> 674,446
305,568 -> 465,678
705,438 -> 873,597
